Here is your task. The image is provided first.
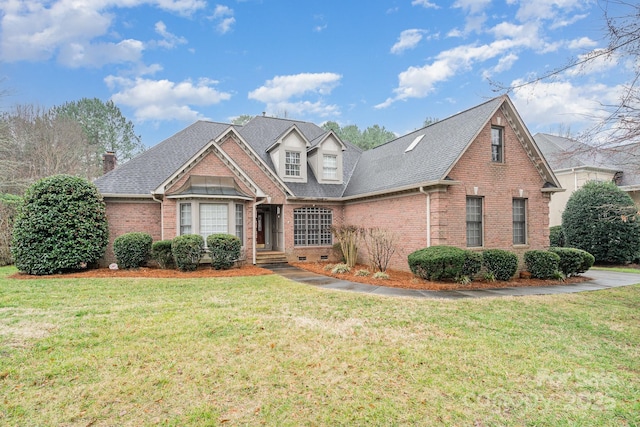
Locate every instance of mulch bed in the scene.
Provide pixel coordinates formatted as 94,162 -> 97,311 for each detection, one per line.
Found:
10,261 -> 591,291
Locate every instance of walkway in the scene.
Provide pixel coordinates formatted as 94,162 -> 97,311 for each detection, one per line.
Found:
264,265 -> 640,299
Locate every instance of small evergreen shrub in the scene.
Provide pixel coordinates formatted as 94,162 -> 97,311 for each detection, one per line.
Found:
331,263 -> 351,274
462,251 -> 482,278
373,271 -> 389,280
549,247 -> 585,277
408,246 -> 481,281
482,249 -> 518,281
524,250 -> 560,279
207,233 -> 241,270
172,234 -> 204,272
11,175 -> 108,275
355,269 -> 371,277
113,232 -> 152,269
577,249 -> 595,274
549,226 -> 565,247
151,240 -> 174,269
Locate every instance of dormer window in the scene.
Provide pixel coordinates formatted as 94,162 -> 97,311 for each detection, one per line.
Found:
285,151 -> 301,177
323,154 -> 338,180
491,127 -> 504,163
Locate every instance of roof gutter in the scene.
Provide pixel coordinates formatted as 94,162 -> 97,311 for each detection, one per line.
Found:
101,193 -> 154,199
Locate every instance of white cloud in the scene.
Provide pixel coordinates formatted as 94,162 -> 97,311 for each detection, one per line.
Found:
211,4 -> 235,34
391,29 -> 427,54
105,75 -> 232,122
249,72 -> 342,118
152,21 -> 188,49
411,0 -> 439,9
377,38 -> 524,108
453,0 -> 491,14
567,36 -> 598,50
515,0 -> 585,22
0,0 -> 204,66
512,79 -> 622,131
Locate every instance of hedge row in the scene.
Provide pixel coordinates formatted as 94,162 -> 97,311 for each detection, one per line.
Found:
114,233 -> 241,272
408,245 -> 594,283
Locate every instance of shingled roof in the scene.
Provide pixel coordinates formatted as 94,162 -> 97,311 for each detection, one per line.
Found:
95,96 -> 555,199
534,132 -> 640,188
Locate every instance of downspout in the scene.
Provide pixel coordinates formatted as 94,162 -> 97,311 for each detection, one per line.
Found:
419,187 -> 431,247
152,193 -> 164,240
252,196 -> 268,265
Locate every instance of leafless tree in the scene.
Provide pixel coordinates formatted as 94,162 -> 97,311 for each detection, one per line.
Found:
496,1 -> 640,148
0,105 -> 100,194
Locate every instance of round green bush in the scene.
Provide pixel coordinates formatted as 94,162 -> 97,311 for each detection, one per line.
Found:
562,181 -> 640,264
577,249 -> 595,274
482,249 -> 518,281
113,232 -> 152,269
524,250 -> 560,279
151,240 -> 174,269
11,175 -> 108,275
172,234 -> 204,272
549,225 -> 565,247
0,193 -> 22,266
549,247 -> 587,277
206,233 -> 241,270
408,246 -> 481,281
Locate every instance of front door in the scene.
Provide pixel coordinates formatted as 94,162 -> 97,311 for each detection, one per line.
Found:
256,211 -> 265,247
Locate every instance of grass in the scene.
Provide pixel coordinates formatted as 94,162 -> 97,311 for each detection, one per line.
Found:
1,265 -> 639,426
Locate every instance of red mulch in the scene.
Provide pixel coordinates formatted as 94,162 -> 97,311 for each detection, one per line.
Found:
291,262 -> 591,291
10,261 -> 591,291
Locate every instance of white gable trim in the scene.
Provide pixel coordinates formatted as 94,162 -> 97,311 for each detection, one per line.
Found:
153,127 -> 266,197
266,125 -> 312,153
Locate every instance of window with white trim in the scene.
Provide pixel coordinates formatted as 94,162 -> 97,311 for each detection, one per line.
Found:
179,203 -> 192,235
285,151 -> 301,177
294,207 -> 332,246
199,204 -> 227,241
323,154 -> 338,180
513,198 -> 527,245
466,197 -> 483,247
491,127 -> 504,163
235,204 -> 244,243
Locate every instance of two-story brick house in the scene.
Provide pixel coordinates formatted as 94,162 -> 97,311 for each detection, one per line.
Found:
94,95 -> 561,271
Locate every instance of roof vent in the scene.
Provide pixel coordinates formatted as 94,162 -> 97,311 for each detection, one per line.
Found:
405,134 -> 424,153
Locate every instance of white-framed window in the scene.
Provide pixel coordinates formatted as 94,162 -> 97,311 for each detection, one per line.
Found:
199,203 -> 227,241
294,207 -> 332,246
513,198 -> 527,245
178,201 -> 245,247
491,127 -> 504,163
235,204 -> 244,243
323,154 -> 338,180
466,197 -> 483,247
179,203 -> 192,235
285,151 -> 301,177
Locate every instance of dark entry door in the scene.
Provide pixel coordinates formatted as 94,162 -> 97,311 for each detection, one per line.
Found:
256,211 -> 265,245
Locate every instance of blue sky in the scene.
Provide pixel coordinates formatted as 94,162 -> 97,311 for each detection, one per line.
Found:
0,0 -> 633,148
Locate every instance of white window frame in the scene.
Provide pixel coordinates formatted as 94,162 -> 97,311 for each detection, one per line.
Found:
177,200 -> 245,248
513,198 -> 527,245
285,151 -> 301,177
466,197 -> 483,248
322,154 -> 338,180
293,207 -> 333,247
491,126 -> 504,163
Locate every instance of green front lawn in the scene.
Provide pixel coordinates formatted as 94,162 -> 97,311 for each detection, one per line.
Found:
1,266 -> 638,426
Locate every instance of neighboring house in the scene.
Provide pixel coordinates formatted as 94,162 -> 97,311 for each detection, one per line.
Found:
94,95 -> 561,271
534,133 -> 640,226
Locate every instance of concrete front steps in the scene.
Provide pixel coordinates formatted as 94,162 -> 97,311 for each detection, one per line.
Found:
255,251 -> 288,265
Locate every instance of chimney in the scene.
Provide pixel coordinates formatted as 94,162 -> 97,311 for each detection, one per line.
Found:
103,151 -> 117,174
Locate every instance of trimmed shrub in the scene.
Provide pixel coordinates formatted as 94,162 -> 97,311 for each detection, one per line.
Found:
408,246 -> 481,281
549,225 -> 565,247
11,175 -> 108,275
172,234 -> 204,272
113,232 -> 152,269
562,181 -> 640,264
549,247 -> 586,277
524,250 -> 560,279
482,249 -> 518,281
577,249 -> 595,274
151,240 -> 174,269
207,233 -> 241,270
373,271 -> 389,280
0,194 -> 22,266
355,269 -> 371,277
